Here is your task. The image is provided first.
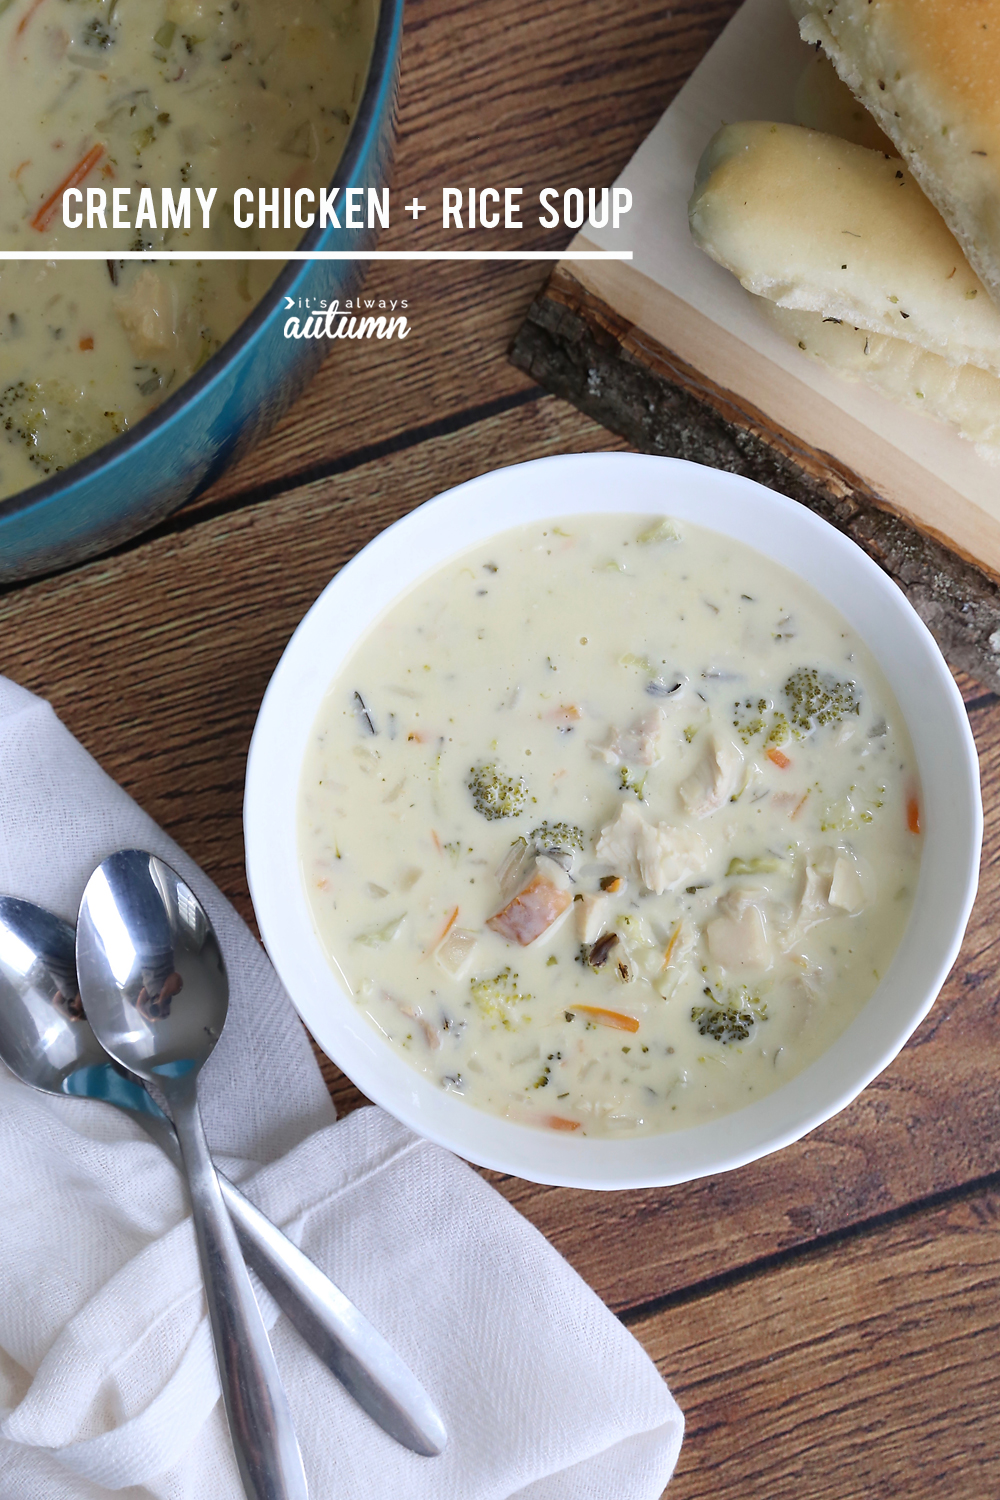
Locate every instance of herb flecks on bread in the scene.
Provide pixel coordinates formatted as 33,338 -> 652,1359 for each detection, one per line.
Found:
689,122 -> 999,372
688,120 -> 1000,452
791,0 -> 1000,308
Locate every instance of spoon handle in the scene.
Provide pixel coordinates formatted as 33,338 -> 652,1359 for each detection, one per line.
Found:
120,1095 -> 445,1455
166,1076 -> 308,1500
219,1176 -> 447,1457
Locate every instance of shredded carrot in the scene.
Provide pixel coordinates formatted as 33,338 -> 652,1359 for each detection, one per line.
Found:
545,1115 -> 581,1132
31,143 -> 104,232
78,336 -> 94,351
907,795 -> 921,835
662,923 -> 681,969
574,1004 -> 640,1034
426,905 -> 459,955
430,829 -> 443,854
16,0 -> 46,36
767,747 -> 792,770
11,160 -> 31,182
790,791 -> 810,820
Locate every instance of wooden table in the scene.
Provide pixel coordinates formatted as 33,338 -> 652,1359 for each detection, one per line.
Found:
3,2 -> 998,1494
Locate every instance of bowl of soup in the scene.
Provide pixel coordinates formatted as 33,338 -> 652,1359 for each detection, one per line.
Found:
0,0 -> 402,582
244,453 -> 982,1189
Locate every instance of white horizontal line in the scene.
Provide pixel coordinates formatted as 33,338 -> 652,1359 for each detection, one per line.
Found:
0,248 -> 631,262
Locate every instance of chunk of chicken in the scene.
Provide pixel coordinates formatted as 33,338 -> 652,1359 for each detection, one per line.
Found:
786,951 -> 825,1001
487,872 -> 571,945
706,886 -> 772,971
115,269 -> 180,360
595,801 -> 709,895
434,926 -> 479,979
795,862 -> 833,936
785,847 -> 873,945
577,891 -> 611,945
829,854 -> 871,914
679,733 -> 744,818
590,707 -> 667,767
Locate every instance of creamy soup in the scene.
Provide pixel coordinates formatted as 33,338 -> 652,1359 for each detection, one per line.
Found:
299,515 -> 923,1138
0,0 -> 376,498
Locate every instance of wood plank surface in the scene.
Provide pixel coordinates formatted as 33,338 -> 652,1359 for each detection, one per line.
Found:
637,1182 -> 1000,1497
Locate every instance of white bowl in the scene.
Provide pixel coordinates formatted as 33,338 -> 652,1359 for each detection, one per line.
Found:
244,453 -> 982,1189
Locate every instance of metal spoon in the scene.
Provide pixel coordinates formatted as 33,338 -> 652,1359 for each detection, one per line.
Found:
0,895 -> 446,1459
76,854 -> 307,1500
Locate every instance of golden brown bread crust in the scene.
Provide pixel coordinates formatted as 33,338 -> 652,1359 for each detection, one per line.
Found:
792,0 -> 1000,305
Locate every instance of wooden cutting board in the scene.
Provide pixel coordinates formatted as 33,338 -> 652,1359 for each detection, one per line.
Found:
511,0 -> 1000,693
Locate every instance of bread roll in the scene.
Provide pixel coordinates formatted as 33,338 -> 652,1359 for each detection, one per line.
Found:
794,53 -> 896,155
790,0 -> 1000,307
764,303 -> 1000,451
688,121 -> 1000,373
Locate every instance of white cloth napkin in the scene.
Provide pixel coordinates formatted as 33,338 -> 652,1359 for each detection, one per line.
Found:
0,678 -> 684,1499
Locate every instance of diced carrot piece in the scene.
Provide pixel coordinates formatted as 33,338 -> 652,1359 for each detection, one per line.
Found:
767,747 -> 792,770
31,143 -> 105,232
16,0 -> 46,35
907,796 -> 921,835
487,873 -> 571,946
78,336 -> 94,351
545,1115 -> 581,1132
574,1004 -> 640,1033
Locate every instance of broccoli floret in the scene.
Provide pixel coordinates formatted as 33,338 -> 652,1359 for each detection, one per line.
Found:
819,782 -> 885,831
783,668 -> 860,736
732,696 -> 791,748
467,763 -> 528,820
470,967 -> 531,1028
531,820 -> 584,852
691,986 -> 767,1044
0,379 -> 125,477
619,766 -> 646,799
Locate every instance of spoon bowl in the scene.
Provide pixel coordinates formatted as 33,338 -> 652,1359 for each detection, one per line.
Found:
76,850 -> 227,1079
0,896 -> 151,1107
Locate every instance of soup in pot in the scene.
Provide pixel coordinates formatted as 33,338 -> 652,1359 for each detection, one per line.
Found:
0,0 -> 377,499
